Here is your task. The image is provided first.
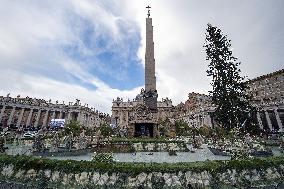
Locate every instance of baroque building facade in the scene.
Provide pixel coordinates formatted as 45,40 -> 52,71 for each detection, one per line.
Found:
177,92 -> 214,128
245,69 -> 284,132
112,95 -> 176,137
179,69 -> 284,131
0,95 -> 110,130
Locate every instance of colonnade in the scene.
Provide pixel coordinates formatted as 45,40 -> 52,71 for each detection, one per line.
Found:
182,107 -> 284,132
256,108 -> 284,132
0,105 -> 89,129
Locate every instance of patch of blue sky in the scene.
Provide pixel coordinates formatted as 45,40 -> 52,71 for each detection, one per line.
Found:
66,73 -> 97,91
18,56 -> 97,91
63,17 -> 144,90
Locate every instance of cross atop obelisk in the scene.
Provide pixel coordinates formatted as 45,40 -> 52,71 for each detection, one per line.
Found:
146,5 -> 151,18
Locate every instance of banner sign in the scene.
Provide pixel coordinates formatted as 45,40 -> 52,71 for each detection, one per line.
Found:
50,119 -> 65,128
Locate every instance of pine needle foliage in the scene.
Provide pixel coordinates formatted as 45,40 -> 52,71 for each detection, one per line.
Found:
204,24 -> 252,130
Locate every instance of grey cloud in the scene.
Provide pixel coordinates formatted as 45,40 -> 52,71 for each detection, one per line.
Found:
0,0 -> 283,113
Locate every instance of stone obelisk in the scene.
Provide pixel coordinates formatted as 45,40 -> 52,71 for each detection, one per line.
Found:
144,6 -> 158,110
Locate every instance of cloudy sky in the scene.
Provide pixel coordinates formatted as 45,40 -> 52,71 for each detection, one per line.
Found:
0,0 -> 283,113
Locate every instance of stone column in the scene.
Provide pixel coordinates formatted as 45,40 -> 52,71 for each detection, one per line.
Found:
25,108 -> 34,127
85,114 -> 88,126
265,110 -> 273,131
126,112 -> 129,128
66,111 -> 71,123
87,114 -> 92,127
195,116 -> 199,128
85,114 -> 88,127
7,107 -> 16,126
81,113 -> 84,125
16,108 -> 25,127
128,123 -> 134,137
51,111 -> 56,120
201,114 -> 205,127
83,113 -> 86,125
59,111 -> 62,119
196,115 -> 199,128
42,110 -> 49,127
34,109 -> 42,128
204,114 -> 211,127
274,109 -> 283,132
77,112 -> 81,123
89,116 -> 93,127
210,114 -> 214,128
120,112 -> 123,127
0,106 -> 6,123
153,124 -> 159,138
257,112 -> 264,130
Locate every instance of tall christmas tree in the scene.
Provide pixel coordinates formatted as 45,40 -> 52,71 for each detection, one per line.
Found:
204,24 -> 252,130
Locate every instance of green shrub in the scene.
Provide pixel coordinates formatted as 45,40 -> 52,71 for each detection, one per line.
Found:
99,123 -> 113,138
92,153 -> 114,164
0,154 -> 284,176
175,120 -> 190,136
64,121 -> 82,137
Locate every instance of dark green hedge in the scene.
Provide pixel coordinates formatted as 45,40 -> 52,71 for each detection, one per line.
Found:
1,154 -> 284,176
